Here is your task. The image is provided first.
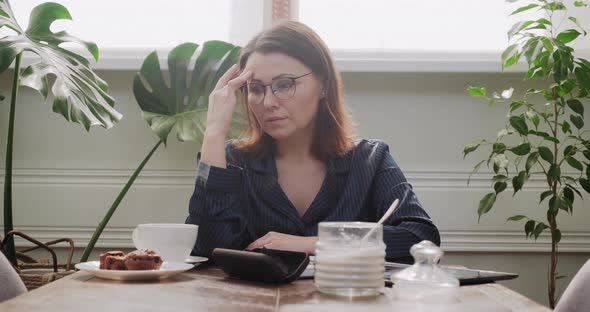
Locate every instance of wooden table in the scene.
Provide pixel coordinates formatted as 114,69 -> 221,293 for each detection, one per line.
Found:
1,264 -> 550,312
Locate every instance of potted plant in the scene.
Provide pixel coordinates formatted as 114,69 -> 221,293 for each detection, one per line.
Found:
79,41 -> 244,262
464,0 -> 589,308
0,1 -> 122,264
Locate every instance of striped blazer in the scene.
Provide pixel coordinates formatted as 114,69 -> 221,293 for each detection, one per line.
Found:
186,139 -> 440,263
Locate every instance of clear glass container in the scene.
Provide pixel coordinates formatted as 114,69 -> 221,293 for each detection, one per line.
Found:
314,222 -> 386,297
391,240 -> 459,303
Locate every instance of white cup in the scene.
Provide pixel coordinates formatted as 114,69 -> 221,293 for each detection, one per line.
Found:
131,223 -> 198,262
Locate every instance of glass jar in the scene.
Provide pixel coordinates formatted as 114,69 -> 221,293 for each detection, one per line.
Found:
314,222 -> 386,297
391,240 -> 459,303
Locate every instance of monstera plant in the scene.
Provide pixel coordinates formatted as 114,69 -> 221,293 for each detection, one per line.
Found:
464,0 -> 589,308
0,1 -> 122,264
80,41 -> 244,262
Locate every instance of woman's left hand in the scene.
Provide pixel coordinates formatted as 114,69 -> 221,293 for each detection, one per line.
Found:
246,232 -> 318,254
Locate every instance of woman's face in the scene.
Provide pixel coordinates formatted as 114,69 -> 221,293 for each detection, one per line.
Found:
243,52 -> 324,141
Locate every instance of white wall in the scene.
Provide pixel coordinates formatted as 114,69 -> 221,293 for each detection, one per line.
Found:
1,68 -> 589,306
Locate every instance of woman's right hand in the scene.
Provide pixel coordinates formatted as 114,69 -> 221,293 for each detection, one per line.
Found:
205,64 -> 253,138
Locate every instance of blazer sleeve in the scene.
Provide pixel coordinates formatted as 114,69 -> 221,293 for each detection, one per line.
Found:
370,143 -> 440,263
185,144 -> 250,257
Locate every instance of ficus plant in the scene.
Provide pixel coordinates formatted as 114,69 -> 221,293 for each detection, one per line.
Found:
0,1 -> 122,264
464,0 -> 589,308
79,41 -> 244,262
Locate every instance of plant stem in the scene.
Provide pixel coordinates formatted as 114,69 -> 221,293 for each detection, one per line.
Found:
2,53 -> 22,265
548,94 -> 559,309
79,139 -> 163,262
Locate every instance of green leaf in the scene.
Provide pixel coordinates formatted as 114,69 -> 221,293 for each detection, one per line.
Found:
478,193 -> 497,222
548,164 -> 561,185
542,2 -> 567,10
532,114 -> 540,128
508,20 -> 534,38
502,45 -> 520,69
562,121 -> 572,134
579,178 -> 590,193
0,2 -> 122,129
493,143 -> 507,153
540,190 -> 553,203
532,222 -> 549,240
510,101 -> 526,113
575,67 -> 590,91
552,229 -> 562,244
494,181 -> 508,194
510,143 -> 531,156
544,136 -> 561,144
468,160 -> 486,185
526,152 -> 539,172
556,29 -> 581,44
512,171 -> 528,195
507,215 -> 527,221
549,195 -> 561,214
568,17 -> 587,35
574,1 -> 588,7
530,130 -> 549,138
504,53 -> 521,68
538,146 -> 554,163
566,183 -> 583,199
468,86 -> 486,97
564,145 -> 577,157
523,38 -> 543,65
510,4 -> 539,15
464,140 -> 485,158
564,186 -> 575,204
541,38 -> 554,53
563,175 -> 577,184
493,175 -> 509,183
133,41 -> 243,144
525,220 -> 536,238
570,115 -> 584,129
510,116 -> 529,136
566,157 -> 583,171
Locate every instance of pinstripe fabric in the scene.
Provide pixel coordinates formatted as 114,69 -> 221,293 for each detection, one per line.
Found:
186,139 -> 440,263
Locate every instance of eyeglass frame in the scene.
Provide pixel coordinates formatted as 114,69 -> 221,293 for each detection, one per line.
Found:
242,72 -> 313,105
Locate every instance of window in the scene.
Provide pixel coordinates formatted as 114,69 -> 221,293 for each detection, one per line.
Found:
5,0 -> 263,49
5,0 -> 588,71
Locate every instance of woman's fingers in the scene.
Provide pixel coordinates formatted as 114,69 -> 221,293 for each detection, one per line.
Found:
246,232 -> 273,250
214,64 -> 240,89
227,70 -> 253,90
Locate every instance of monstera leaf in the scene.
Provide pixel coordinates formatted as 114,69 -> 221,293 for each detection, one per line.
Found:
80,41 -> 244,262
0,1 -> 122,129
133,41 -> 244,146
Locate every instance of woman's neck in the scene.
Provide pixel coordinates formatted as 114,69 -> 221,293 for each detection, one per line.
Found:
274,132 -> 315,161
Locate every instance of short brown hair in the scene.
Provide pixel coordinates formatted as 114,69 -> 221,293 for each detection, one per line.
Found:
235,21 -> 355,160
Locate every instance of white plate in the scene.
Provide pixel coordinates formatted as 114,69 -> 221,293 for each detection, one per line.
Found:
185,256 -> 208,264
75,261 -> 194,281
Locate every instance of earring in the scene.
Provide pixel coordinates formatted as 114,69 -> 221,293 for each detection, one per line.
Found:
320,90 -> 326,98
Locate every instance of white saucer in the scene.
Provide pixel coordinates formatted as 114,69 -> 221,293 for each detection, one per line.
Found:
75,261 -> 193,281
185,256 -> 209,264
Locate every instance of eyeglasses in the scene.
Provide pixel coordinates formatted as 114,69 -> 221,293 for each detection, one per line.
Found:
244,72 -> 312,105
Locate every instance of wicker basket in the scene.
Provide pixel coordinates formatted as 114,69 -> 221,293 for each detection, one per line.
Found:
1,230 -> 76,290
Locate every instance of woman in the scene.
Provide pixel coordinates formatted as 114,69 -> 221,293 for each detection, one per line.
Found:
186,21 -> 439,263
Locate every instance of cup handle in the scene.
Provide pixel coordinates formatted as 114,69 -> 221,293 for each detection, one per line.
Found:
132,227 -> 140,249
